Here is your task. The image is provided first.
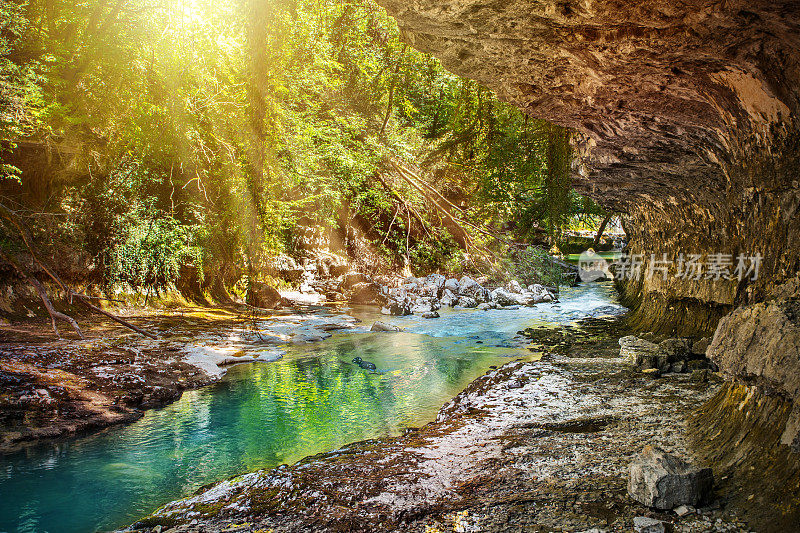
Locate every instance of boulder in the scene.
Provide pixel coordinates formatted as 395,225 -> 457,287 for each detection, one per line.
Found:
658,338 -> 692,360
529,283 -> 555,303
444,278 -> 460,293
507,279 -> 524,294
691,337 -> 711,357
422,311 -> 440,319
490,287 -> 521,307
701,280 -> 800,450
246,282 -> 281,308
274,255 -> 304,281
476,302 -> 495,310
384,299 -> 413,316
348,282 -> 385,305
371,321 -> 403,332
425,273 -> 446,290
458,276 -> 490,303
412,297 -> 441,314
440,289 -> 459,307
670,360 -> 687,373
619,336 -> 660,367
457,296 -> 478,308
628,446 -> 713,510
341,272 -> 371,290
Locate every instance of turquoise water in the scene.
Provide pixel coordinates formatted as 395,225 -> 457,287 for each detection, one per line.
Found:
0,283 -> 622,533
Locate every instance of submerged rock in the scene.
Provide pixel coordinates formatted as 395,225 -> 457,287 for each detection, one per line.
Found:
628,446 -> 713,510
370,321 -> 403,332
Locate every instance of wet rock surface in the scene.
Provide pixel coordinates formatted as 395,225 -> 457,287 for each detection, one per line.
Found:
129,319 -> 753,533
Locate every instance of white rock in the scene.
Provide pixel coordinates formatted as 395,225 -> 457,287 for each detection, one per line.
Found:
633,516 -> 665,533
674,504 -> 695,517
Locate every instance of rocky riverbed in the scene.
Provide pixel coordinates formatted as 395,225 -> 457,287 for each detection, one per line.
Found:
129,318 -> 753,533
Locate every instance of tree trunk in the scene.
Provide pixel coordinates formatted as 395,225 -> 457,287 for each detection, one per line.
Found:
593,212 -> 613,249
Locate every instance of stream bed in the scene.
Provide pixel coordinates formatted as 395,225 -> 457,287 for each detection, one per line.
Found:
0,283 -> 624,533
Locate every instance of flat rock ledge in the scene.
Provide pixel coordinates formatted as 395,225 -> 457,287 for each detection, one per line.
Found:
128,333 -> 749,533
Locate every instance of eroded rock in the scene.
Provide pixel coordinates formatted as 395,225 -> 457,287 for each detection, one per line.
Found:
628,446 -> 713,510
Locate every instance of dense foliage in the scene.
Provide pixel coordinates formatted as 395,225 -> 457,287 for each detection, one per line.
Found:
0,0 -> 601,293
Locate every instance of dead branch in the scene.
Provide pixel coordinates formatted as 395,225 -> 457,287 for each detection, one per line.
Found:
0,249 -> 84,339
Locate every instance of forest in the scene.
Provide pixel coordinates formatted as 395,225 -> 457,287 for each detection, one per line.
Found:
0,0 -> 604,303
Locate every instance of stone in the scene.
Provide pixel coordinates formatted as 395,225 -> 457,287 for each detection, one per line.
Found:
633,516 -> 665,533
691,369 -> 709,383
348,282 -> 385,305
422,311 -> 440,319
412,297 -> 441,314
476,302 -> 495,310
691,337 -> 711,357
425,273 -> 446,291
674,504 -> 696,517
370,321 -> 403,332
341,272 -> 370,290
457,296 -> 478,308
458,276 -> 489,303
707,291 -> 800,450
670,360 -> 686,373
444,278 -> 460,293
687,359 -> 708,371
619,336 -> 660,367
628,446 -> 713,510
658,338 -> 692,360
440,288 -> 459,307
385,298 -> 413,316
507,279 -> 524,294
490,287 -> 522,307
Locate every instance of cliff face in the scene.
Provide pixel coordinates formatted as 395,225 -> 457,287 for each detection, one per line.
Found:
376,0 -> 800,334
377,0 -> 800,519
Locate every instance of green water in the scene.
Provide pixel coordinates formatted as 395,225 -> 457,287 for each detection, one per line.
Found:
0,283 -> 622,533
